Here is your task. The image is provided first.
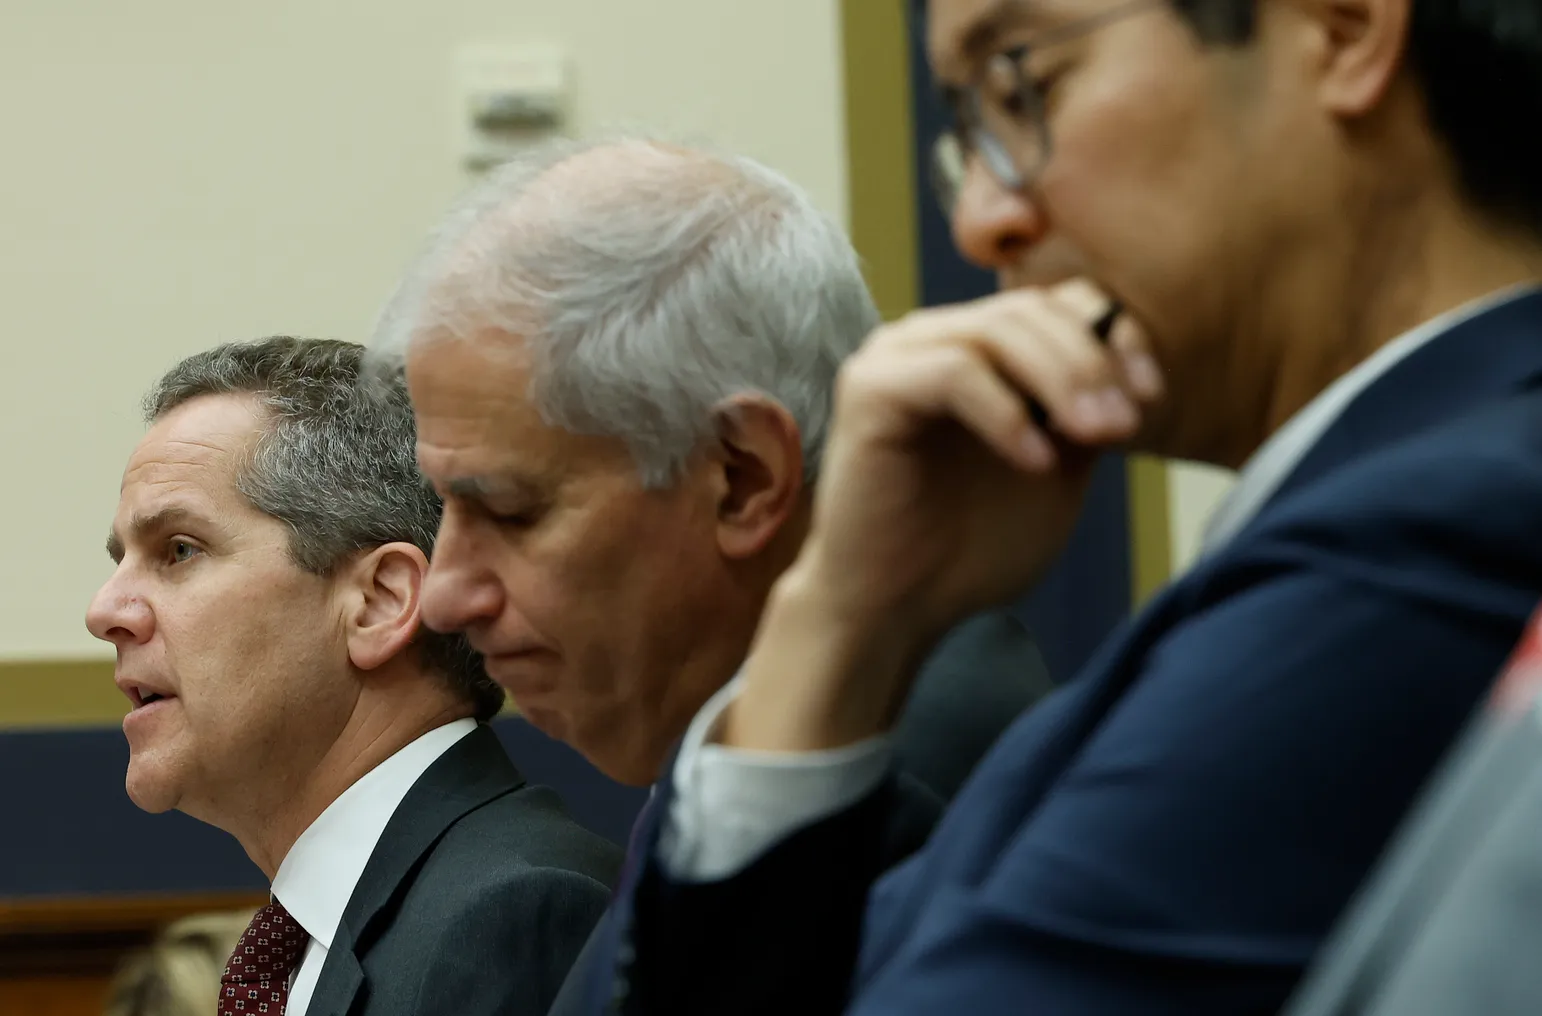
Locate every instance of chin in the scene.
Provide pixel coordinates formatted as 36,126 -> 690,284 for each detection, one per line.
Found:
124,756 -> 181,815
580,726 -> 663,787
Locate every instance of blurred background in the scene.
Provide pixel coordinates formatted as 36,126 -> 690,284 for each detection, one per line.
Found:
0,1 -> 1233,1012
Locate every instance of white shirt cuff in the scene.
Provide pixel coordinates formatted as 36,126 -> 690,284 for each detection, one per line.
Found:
658,673 -> 892,882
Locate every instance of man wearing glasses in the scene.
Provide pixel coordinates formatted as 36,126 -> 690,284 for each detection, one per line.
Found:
582,0 -> 1542,1013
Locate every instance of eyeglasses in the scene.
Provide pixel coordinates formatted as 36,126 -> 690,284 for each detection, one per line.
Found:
930,0 -> 1161,216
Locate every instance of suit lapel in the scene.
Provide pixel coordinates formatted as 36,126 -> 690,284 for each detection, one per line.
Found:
301,725 -> 527,1014
302,939 -> 364,1016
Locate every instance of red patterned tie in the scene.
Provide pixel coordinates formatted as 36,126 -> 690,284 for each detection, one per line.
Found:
218,899 -> 311,1015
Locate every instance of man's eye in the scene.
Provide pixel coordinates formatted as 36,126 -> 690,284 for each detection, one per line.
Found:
1030,69 -> 1063,101
168,540 -> 201,564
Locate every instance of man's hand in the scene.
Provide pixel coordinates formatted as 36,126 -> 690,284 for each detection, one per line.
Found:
723,281 -> 1164,752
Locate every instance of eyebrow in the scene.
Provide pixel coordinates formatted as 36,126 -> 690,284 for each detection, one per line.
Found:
937,0 -> 1042,80
105,506 -> 208,564
441,475 -> 545,503
966,1 -> 1036,57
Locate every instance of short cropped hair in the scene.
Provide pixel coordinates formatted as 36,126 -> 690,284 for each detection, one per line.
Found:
145,336 -> 504,721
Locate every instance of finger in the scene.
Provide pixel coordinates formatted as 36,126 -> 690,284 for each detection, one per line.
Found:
940,356 -> 1060,472
1048,278 -> 1112,322
854,346 -> 1058,472
1108,315 -> 1165,401
872,289 -> 1140,444
878,296 -> 1107,428
1046,282 -> 1162,401
991,295 -> 1140,442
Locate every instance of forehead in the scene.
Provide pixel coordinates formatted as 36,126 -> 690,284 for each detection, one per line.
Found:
404,332 -> 631,483
118,393 -> 264,515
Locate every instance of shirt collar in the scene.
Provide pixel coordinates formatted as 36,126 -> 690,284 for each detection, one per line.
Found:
270,717 -> 478,949
1200,284 -> 1540,555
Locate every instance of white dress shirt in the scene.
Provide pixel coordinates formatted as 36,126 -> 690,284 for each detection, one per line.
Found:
661,284 -> 1539,883
272,718 -> 477,1016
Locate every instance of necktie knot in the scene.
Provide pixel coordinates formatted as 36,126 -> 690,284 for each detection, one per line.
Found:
219,899 -> 310,1015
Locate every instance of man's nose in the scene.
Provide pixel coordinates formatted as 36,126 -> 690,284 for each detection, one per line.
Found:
950,157 -> 1046,271
85,574 -> 153,647
422,516 -> 505,634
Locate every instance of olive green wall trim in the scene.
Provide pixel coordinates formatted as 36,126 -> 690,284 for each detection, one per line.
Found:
0,659 -> 521,731
1128,456 -> 1173,605
841,0 -> 920,321
0,660 -> 123,729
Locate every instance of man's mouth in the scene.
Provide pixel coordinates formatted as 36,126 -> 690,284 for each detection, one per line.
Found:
126,685 -> 175,709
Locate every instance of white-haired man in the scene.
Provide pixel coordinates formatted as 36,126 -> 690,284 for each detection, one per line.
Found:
367,137 -> 1055,1010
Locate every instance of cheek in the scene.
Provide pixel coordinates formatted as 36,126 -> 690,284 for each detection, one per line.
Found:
1044,92 -> 1253,347
1044,38 -> 1238,243
521,506 -> 718,654
167,587 -> 343,726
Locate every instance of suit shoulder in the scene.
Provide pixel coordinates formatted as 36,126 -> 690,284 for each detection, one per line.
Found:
1298,392 -> 1542,518
383,790 -> 617,956
425,783 -> 623,890
1228,392 -> 1542,614
374,820 -> 615,1016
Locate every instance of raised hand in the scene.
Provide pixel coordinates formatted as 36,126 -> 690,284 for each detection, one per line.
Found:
724,280 -> 1165,752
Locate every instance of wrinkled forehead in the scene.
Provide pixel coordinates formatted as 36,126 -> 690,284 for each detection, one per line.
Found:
119,396 -> 262,509
108,408 -> 259,559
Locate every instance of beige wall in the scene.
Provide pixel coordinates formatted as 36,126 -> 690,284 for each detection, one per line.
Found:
1167,462 -> 1236,573
0,0 -> 847,659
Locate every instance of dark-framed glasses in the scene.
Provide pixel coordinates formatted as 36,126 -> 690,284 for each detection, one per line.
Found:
930,0 -> 1161,216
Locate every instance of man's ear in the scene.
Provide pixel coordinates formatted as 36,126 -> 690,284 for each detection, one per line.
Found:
1290,0 -> 1411,117
709,394 -> 805,560
343,542 -> 428,672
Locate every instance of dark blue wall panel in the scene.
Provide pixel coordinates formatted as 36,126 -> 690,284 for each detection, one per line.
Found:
0,720 -> 645,898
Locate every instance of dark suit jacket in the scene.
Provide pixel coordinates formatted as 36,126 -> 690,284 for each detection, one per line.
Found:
1285,610 -> 1542,1016
892,608 -> 1054,802
545,606 -> 1050,1016
302,724 -> 621,1016
593,291 -> 1542,1015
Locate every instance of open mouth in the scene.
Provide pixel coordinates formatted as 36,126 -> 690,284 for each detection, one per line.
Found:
128,686 -> 174,709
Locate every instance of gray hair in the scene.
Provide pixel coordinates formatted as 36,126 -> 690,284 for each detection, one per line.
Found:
368,133 -> 880,488
145,336 -> 504,722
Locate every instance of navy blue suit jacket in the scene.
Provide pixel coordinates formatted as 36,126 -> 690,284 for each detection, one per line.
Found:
597,293 -> 1542,1015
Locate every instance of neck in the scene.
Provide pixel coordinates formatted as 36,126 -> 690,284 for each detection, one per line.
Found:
233,685 -> 471,879
1202,193 -> 1542,470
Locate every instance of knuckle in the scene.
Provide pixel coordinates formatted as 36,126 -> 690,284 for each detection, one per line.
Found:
1070,357 -> 1114,390
995,289 -> 1045,326
833,356 -> 871,399
892,306 -> 943,339
835,349 -> 896,403
932,346 -> 977,385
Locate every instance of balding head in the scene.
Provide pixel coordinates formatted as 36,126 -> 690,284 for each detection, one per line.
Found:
370,134 -> 878,487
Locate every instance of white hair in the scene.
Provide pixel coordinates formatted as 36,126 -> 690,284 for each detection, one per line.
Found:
368,132 -> 880,488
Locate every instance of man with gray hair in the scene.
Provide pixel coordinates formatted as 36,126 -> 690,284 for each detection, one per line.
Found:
368,136 -> 1051,1010
87,336 -> 620,1016
372,136 -> 1049,790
